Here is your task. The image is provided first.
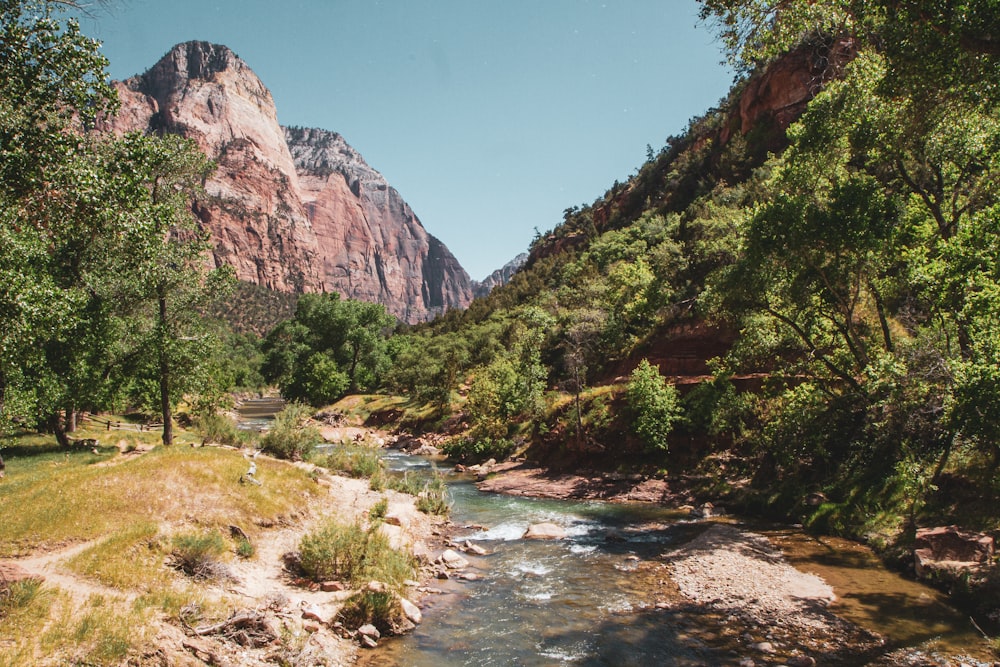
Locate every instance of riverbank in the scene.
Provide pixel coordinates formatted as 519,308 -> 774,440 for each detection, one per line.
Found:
0,426 -> 452,666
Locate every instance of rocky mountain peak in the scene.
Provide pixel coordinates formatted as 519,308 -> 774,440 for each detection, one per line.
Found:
104,42 -> 473,323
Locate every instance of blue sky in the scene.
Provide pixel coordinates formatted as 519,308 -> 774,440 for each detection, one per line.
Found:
78,0 -> 733,281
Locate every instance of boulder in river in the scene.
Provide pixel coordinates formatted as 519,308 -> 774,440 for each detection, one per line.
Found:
522,522 -> 567,540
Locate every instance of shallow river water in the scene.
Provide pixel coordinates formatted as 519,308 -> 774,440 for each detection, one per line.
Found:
234,401 -> 994,665
361,450 -> 994,666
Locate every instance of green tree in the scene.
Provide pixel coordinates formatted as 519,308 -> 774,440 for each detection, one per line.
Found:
261,293 -> 395,405
626,359 -> 682,452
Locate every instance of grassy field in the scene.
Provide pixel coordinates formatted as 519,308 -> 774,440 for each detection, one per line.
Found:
0,417 -> 325,665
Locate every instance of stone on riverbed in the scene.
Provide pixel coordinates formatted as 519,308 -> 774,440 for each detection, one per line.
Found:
522,522 -> 567,540
439,549 -> 470,569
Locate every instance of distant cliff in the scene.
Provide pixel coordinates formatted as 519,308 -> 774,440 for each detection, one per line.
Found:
101,41 -> 473,323
473,252 -> 529,298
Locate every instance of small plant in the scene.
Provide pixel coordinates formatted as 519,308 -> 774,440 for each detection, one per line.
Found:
170,531 -> 226,579
298,519 -> 414,587
236,538 -> 255,559
369,496 -> 389,521
319,444 -> 384,478
338,590 -> 402,635
0,579 -> 43,619
415,476 -> 451,516
260,403 -> 320,461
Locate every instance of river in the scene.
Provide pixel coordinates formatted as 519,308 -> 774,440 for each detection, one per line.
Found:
367,451 -> 993,666
235,400 -> 995,665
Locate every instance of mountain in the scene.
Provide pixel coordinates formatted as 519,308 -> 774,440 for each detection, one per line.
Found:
472,252 -> 529,298
101,41 -> 473,323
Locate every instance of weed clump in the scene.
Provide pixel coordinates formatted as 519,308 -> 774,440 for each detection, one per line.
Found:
196,413 -> 247,447
260,403 -> 320,461
318,444 -> 383,478
170,531 -> 229,580
298,519 -> 414,588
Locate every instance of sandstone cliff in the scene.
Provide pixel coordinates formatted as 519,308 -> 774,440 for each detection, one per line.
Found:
103,41 -> 473,322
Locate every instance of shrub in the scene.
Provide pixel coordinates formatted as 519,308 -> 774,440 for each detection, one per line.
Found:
369,496 -> 388,521
260,402 -> 320,461
298,520 -> 414,587
442,436 -> 515,463
0,579 -> 43,620
319,444 -> 383,478
338,590 -> 401,635
196,413 -> 246,447
236,538 -> 255,559
170,531 -> 226,579
626,359 -> 682,452
415,476 -> 451,516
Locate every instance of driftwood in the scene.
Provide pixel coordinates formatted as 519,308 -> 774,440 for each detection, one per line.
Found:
229,524 -> 250,542
188,609 -> 277,648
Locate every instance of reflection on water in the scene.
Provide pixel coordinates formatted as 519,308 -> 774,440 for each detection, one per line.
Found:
358,450 -> 994,666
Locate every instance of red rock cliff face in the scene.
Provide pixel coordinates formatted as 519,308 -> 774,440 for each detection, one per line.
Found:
103,41 -> 473,322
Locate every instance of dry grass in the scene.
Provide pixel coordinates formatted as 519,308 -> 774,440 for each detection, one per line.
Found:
0,438 -> 322,557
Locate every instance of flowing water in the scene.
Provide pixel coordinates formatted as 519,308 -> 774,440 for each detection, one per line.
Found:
232,401 -> 994,665
360,450 -> 995,666
236,397 -> 286,431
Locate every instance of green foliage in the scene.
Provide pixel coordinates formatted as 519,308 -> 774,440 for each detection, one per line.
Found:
262,293 -> 394,405
318,444 -> 384,479
625,360 -> 682,452
170,531 -> 225,579
259,403 -> 320,461
0,579 -> 42,620
195,413 -> 246,448
298,519 -> 414,587
442,436 -> 516,463
415,475 -> 451,516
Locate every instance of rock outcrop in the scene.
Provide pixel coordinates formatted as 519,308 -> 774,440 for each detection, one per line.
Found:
102,41 -> 473,323
473,252 -> 529,298
913,525 -> 995,579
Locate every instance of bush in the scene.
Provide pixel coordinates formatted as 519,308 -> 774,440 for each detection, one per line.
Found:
196,413 -> 246,447
0,579 -> 43,620
415,476 -> 451,516
338,590 -> 401,635
298,520 -> 414,588
626,359 -> 682,452
260,402 -> 320,461
442,436 -> 515,463
319,444 -> 384,478
170,531 -> 226,579
369,496 -> 388,521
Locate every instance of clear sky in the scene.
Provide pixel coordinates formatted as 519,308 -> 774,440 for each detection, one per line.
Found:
77,0 -> 733,281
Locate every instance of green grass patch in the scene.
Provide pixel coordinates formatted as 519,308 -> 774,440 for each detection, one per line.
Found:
0,431 -> 322,557
66,522 -> 169,591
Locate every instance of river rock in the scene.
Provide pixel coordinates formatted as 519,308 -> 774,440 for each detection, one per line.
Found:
753,641 -> 775,654
357,623 -> 380,648
461,540 -> 488,555
320,580 -> 344,592
400,597 -> 422,624
913,525 -> 994,579
301,604 -> 328,625
787,656 -> 817,667
440,549 -> 470,569
523,522 -> 567,540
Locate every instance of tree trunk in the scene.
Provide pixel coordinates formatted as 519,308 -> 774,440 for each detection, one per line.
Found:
159,290 -> 173,446
65,401 -> 77,433
52,414 -> 71,448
